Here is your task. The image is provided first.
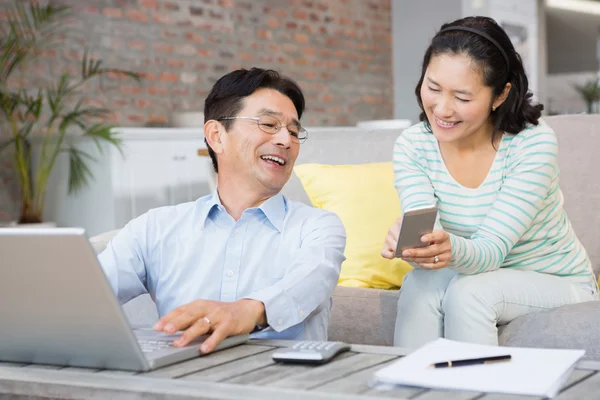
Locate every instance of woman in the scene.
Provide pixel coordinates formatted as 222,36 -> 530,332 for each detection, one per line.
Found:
381,16 -> 598,347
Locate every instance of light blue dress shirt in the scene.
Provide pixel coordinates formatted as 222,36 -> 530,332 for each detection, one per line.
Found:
98,191 -> 346,340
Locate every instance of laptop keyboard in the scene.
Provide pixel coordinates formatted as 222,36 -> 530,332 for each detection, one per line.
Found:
138,340 -> 175,353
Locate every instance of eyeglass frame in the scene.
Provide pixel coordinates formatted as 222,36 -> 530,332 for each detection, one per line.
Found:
217,116 -> 308,144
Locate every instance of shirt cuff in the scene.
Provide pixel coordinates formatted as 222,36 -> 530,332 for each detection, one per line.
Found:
245,286 -> 298,333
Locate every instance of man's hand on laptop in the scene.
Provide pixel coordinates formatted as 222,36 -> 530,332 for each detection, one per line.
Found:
153,299 -> 267,353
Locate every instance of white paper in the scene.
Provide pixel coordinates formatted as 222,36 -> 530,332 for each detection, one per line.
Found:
373,338 -> 584,398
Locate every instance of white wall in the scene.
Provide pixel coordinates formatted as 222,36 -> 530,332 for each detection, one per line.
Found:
392,0 -> 545,119
391,0 -> 462,122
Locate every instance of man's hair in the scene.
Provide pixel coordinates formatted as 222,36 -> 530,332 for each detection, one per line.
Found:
203,68 -> 305,173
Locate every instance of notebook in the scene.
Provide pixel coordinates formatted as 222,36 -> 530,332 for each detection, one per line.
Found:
372,338 -> 585,398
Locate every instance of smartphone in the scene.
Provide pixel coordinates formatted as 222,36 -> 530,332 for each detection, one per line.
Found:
394,206 -> 438,257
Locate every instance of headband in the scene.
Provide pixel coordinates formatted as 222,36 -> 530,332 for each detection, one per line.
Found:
438,26 -> 510,70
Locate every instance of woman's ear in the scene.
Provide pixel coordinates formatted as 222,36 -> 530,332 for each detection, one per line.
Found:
204,120 -> 224,155
492,82 -> 512,110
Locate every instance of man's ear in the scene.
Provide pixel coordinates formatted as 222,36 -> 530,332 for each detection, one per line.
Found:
493,82 -> 512,110
204,120 -> 224,154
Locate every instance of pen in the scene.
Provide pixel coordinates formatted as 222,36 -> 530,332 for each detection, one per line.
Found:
429,354 -> 512,368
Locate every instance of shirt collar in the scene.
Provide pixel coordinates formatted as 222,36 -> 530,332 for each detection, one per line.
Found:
198,189 -> 287,232
198,190 -> 221,230
257,192 -> 287,233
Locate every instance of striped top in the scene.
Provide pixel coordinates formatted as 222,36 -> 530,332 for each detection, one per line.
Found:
393,119 -> 595,284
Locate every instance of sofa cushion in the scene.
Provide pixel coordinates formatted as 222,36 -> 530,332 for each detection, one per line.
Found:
498,300 -> 600,360
545,115 -> 600,276
294,162 -> 412,290
329,285 -> 398,346
281,127 -> 402,205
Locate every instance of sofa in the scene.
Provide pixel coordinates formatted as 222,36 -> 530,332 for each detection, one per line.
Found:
90,114 -> 600,359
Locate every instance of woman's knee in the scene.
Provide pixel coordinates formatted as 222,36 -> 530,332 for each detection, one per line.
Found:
442,273 -> 498,317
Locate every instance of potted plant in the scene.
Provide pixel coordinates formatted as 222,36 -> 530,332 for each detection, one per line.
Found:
573,78 -> 600,114
0,1 -> 141,224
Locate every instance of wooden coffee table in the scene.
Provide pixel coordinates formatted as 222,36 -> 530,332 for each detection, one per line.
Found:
0,339 -> 599,399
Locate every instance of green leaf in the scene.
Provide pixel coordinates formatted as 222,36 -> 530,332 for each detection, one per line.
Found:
62,146 -> 96,195
83,124 -> 123,156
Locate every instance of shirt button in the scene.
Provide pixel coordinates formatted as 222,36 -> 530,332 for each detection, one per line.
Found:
299,310 -> 305,317
277,318 -> 283,327
226,270 -> 234,277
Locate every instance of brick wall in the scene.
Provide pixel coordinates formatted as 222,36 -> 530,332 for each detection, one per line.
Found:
0,0 -> 393,221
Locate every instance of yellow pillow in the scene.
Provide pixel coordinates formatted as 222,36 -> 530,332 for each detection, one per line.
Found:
294,162 -> 412,289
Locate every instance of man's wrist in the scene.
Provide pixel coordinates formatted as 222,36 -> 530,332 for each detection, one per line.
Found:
239,299 -> 267,327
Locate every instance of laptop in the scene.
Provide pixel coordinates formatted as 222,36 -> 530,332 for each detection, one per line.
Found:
0,227 -> 249,371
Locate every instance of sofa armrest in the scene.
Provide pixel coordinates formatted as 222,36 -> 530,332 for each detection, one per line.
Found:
329,285 -> 399,346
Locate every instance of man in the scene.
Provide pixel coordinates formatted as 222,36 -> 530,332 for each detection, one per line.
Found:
99,67 -> 346,354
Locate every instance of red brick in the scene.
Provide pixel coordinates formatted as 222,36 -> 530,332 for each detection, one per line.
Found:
274,9 -> 288,18
128,114 -> 145,123
103,8 -> 123,18
172,88 -> 190,96
257,29 -> 272,40
127,9 -> 149,22
140,0 -> 159,9
218,0 -> 234,7
302,47 -> 315,56
86,6 -> 99,14
162,30 -> 178,39
153,43 -> 173,53
158,72 -> 178,82
121,85 -> 142,95
266,18 -> 279,29
128,40 -> 146,51
148,114 -> 168,123
147,86 -> 169,95
184,32 -> 204,42
294,33 -> 308,44
163,2 -> 180,11
294,10 -> 307,19
239,53 -> 254,62
153,12 -> 173,24
136,99 -> 152,108
167,59 -> 186,68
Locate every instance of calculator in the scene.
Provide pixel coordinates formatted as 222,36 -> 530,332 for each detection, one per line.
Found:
272,341 -> 351,364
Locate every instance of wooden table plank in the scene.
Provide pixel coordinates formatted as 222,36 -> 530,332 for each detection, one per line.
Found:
269,353 -> 396,390
182,348 -> 280,382
0,366 -> 396,400
553,369 -> 600,400
315,357 -> 425,398
21,364 -> 63,370
411,389 -> 482,400
141,344 -> 274,379
249,340 -> 413,357
0,363 -> 26,368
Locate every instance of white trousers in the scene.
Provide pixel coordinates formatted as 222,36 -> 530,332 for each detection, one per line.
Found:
393,267 -> 598,347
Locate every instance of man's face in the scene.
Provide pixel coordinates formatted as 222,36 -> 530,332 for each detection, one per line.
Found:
219,88 -> 301,195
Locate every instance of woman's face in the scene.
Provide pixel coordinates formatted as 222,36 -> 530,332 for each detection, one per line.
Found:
420,53 -> 498,144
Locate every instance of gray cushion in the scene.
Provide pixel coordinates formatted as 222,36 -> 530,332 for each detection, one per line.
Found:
546,115 -> 600,275
499,300 -> 600,360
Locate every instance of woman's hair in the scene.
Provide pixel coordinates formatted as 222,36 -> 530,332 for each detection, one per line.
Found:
415,16 -> 543,142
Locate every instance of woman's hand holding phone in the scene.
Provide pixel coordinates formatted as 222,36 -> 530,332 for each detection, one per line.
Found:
401,230 -> 451,270
381,219 -> 452,270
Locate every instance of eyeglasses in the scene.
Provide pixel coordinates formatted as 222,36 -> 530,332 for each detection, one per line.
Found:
218,115 -> 308,144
